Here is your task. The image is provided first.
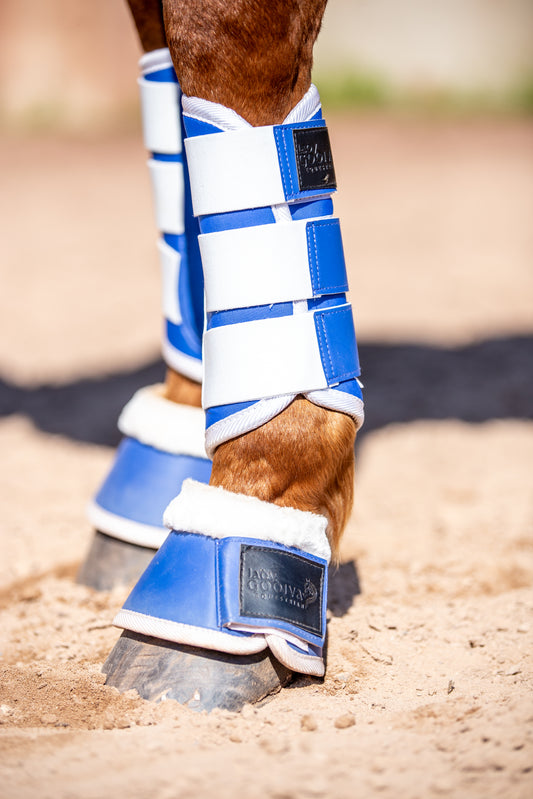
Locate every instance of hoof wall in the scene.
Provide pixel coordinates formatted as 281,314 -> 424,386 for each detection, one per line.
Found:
103,630 -> 292,712
76,531 -> 155,591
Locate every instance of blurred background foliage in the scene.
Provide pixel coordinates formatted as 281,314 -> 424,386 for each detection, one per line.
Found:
1,0 -> 532,132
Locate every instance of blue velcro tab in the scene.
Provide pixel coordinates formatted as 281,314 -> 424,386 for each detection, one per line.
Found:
94,438 -> 211,529
121,531 -> 327,648
274,120 -> 337,203
314,305 -> 361,384
217,538 -> 327,648
306,218 -> 348,296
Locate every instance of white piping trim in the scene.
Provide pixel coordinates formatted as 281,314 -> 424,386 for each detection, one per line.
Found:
205,394 -> 294,457
114,609 -> 268,656
87,501 -> 167,549
164,480 -> 331,563
265,634 -> 324,677
306,389 -> 365,431
118,384 -> 208,459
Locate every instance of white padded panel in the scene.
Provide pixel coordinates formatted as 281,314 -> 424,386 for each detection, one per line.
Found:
157,238 -> 182,324
184,126 -> 285,216
148,159 -> 185,235
202,311 -> 326,407
199,220 -> 314,312
138,77 -> 182,155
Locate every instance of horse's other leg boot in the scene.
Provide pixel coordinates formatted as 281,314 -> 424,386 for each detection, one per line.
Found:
78,49 -> 209,590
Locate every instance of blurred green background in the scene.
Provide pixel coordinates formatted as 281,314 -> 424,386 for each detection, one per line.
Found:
1,0 -> 532,132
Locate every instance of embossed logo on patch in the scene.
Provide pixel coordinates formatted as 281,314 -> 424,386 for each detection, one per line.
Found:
293,126 -> 337,192
239,545 -> 324,636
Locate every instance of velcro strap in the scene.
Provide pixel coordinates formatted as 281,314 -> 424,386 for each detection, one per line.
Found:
200,217 -> 348,312
157,238 -> 182,324
148,159 -> 185,235
203,305 -> 360,408
184,119 -> 336,216
217,539 -> 327,647
138,77 -> 182,155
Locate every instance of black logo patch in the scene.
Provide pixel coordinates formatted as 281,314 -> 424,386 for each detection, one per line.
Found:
239,545 -> 324,636
293,126 -> 337,192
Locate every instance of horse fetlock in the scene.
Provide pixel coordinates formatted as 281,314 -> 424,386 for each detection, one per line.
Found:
210,398 -> 356,561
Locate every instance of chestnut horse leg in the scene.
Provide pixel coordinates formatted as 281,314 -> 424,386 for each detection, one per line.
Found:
102,0 -> 364,711
77,0 -> 210,590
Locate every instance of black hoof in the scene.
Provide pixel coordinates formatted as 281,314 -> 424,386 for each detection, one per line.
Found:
103,630 -> 292,712
76,531 -> 155,591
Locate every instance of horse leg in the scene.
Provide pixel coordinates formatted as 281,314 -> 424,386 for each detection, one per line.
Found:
103,0 -> 364,710
77,0 -> 211,590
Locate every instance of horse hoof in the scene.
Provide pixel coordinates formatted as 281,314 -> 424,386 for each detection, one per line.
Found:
102,630 -> 292,712
76,532 -> 155,591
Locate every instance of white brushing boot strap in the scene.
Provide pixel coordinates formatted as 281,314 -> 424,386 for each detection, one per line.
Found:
138,48 -> 182,155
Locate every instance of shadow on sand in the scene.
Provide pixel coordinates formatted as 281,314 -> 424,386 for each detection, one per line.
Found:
1,334 -> 531,447
2,334 -> 531,614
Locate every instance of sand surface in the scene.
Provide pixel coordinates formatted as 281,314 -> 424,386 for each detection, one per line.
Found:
0,116 -> 532,798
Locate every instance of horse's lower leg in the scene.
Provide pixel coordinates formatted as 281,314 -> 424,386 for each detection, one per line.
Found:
164,0 -> 356,557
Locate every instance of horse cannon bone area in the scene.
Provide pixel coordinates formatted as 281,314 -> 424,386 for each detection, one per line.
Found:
77,0 -> 364,712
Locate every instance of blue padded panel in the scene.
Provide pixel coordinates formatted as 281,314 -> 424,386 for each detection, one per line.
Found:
290,198 -> 334,221
152,152 -> 183,163
123,532 -> 221,630
145,66 -> 177,83
207,301 -> 294,330
199,207 -> 276,234
122,531 -> 326,649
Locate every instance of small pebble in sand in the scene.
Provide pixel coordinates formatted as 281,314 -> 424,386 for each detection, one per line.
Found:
40,714 -> 58,725
334,713 -> 356,729
301,714 -> 317,731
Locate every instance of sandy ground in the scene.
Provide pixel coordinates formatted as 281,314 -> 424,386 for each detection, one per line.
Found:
0,115 -> 532,798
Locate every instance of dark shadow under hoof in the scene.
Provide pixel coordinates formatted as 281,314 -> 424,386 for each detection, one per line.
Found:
103,629 -> 292,712
76,531 -> 155,591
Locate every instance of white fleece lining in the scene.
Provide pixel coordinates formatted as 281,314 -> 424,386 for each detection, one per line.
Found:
163,479 -> 331,563
114,609 -> 268,656
118,384 -> 208,459
182,84 -> 321,132
87,501 -> 168,550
